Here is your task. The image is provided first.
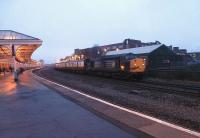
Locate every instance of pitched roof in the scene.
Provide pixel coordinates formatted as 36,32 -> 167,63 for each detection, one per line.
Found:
0,30 -> 39,40
103,53 -> 134,59
106,44 -> 163,56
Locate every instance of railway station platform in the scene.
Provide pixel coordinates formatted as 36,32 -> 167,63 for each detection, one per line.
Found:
0,70 -> 138,138
0,30 -> 43,81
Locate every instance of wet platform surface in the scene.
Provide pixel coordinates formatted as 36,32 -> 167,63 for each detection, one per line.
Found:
0,71 -> 135,138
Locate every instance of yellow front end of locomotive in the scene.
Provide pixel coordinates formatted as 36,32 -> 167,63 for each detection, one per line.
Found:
130,58 -> 146,73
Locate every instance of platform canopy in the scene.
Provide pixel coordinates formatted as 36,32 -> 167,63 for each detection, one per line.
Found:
0,30 -> 42,63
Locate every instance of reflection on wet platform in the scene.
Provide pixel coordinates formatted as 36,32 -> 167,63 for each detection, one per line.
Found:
0,70 -> 134,138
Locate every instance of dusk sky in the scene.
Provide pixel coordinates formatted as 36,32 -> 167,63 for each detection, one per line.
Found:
0,0 -> 199,63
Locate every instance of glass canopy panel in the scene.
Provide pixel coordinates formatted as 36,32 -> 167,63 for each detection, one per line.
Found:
0,46 -> 12,59
16,45 -> 38,63
0,30 -> 38,40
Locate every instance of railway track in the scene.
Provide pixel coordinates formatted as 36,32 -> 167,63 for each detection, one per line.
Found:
36,68 -> 200,97
80,71 -> 200,97
106,80 -> 200,97
103,76 -> 200,97
130,82 -> 200,97
143,80 -> 200,92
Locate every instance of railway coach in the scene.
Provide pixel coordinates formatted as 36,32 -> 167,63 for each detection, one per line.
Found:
56,59 -> 87,72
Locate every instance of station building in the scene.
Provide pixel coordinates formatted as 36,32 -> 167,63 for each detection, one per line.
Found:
106,44 -> 182,70
0,30 -> 42,73
74,39 -> 161,60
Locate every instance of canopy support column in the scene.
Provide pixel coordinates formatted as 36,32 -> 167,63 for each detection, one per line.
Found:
12,45 -> 18,81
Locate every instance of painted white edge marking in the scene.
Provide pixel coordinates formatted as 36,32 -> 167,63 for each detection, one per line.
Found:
32,71 -> 200,137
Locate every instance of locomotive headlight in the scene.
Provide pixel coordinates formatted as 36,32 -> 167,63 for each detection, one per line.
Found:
120,65 -> 125,71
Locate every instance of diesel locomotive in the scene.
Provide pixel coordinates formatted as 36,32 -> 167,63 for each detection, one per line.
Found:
55,53 -> 147,80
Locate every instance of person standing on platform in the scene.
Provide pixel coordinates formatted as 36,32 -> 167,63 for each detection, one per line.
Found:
0,68 -> 2,75
9,66 -> 13,73
2,67 -> 6,76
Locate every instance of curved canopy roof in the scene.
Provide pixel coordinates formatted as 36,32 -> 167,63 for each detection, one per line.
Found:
0,30 -> 42,63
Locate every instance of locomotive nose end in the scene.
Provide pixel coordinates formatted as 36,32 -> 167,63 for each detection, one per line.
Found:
130,58 -> 146,73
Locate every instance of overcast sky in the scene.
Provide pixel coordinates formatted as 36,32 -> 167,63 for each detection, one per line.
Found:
0,0 -> 200,63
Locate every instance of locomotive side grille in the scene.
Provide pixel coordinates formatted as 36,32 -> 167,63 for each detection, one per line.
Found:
94,61 -> 102,68
104,60 -> 116,69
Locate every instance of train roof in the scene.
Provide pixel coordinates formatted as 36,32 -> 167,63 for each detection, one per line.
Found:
106,44 -> 164,56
